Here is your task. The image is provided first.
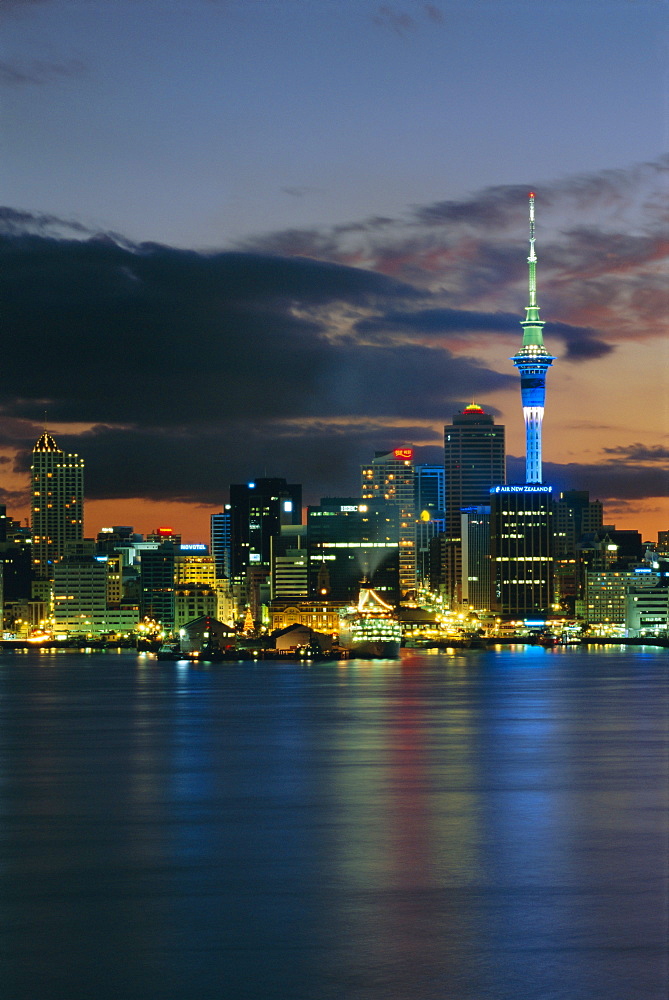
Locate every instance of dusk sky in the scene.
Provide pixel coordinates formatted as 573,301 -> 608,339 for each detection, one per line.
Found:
1,0 -> 667,541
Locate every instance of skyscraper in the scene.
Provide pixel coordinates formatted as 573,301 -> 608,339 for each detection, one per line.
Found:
444,405 -> 505,538
210,506 -> 231,579
361,449 -> 415,598
30,432 -> 84,580
510,192 -> 556,484
442,404 -> 505,606
307,498 -> 400,604
414,464 -> 445,590
228,478 -> 302,588
489,485 -> 554,616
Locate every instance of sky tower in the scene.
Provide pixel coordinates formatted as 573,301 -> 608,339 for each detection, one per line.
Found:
511,192 -> 556,483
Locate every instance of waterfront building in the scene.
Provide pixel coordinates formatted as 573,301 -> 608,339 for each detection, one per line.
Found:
53,548 -> 139,635
361,449 -> 415,597
489,486 -> 554,616
580,570 -> 633,631
174,585 -> 219,630
510,192 -> 556,484
269,600 -> 346,635
139,543 -> 176,631
626,569 -> 669,637
30,431 -> 84,580
307,498 -> 400,605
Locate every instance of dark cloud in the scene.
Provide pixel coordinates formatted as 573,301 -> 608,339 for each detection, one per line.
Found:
355,307 -> 612,360
0,58 -> 86,86
373,5 -> 415,34
509,458 -> 669,504
13,420 -> 445,507
0,207 -> 95,239
424,4 -> 444,25
1,231 -> 510,506
602,443 -> 669,463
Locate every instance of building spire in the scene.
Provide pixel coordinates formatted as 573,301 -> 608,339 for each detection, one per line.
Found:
511,192 -> 556,483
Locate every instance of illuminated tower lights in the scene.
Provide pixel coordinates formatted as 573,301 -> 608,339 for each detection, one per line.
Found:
510,192 -> 556,484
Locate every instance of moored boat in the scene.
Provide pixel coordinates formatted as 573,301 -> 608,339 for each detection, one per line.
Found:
339,586 -> 402,659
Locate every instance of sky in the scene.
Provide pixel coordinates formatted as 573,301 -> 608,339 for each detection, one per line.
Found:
1,0 -> 668,542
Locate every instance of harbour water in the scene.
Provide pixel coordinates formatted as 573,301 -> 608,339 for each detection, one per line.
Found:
1,645 -> 667,1000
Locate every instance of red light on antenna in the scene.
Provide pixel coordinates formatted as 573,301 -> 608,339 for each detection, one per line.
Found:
529,191 -> 535,197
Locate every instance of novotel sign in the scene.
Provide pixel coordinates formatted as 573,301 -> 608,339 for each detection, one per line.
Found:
393,448 -> 414,460
490,485 -> 552,494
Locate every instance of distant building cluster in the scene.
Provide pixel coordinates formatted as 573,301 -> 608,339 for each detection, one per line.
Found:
2,195 -> 666,642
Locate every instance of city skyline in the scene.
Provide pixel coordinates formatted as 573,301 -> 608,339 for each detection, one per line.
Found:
1,0 -> 667,540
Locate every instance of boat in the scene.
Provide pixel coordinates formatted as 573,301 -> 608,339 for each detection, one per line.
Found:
338,586 -> 402,659
156,642 -> 182,660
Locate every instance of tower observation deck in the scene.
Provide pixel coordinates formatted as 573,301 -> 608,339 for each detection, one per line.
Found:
510,192 -> 556,484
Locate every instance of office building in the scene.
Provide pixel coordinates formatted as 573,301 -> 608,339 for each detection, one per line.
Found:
553,490 -> 604,612
307,498 -> 400,605
490,485 -> 554,616
361,449 -> 415,597
626,567 -> 669,637
30,431 -> 84,580
443,404 -> 505,606
140,543 -> 176,630
460,505 -> 491,610
211,506 -> 232,579
229,478 -> 302,587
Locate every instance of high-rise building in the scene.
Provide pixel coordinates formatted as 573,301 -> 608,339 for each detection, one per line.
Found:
415,464 -> 445,515
307,498 -> 400,604
444,405 -> 505,538
553,490 -> 604,612
510,193 -> 556,484
140,543 -> 176,631
30,431 -> 84,580
229,479 -> 302,588
210,506 -> 231,579
460,505 -> 491,610
489,485 -> 554,616
443,405 -> 505,606
361,449 -> 415,597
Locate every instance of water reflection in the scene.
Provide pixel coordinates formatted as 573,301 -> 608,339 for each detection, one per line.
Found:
0,648 -> 667,1000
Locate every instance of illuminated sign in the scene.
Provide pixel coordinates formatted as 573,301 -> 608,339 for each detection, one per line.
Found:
157,527 -> 173,535
340,505 -> 359,512
180,544 -> 207,552
283,500 -> 293,513
491,485 -> 552,493
393,448 -> 414,460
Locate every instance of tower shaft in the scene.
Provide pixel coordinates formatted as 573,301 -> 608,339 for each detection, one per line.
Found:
510,192 -> 555,483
